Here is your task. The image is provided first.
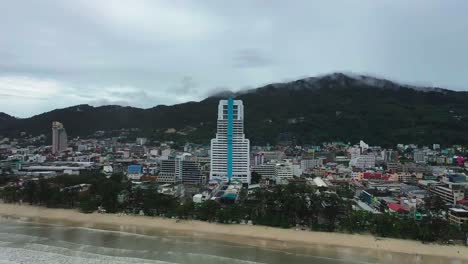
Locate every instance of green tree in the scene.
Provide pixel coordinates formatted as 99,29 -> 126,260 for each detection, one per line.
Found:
341,210 -> 372,233
1,186 -> 20,203
197,200 -> 220,222
250,172 -> 261,184
176,201 -> 195,219
424,195 -> 446,215
23,181 -> 37,205
336,185 -> 354,199
371,213 -> 399,237
321,194 -> 341,231
462,221 -> 468,234
37,179 -> 51,205
79,194 -> 98,213
46,187 -> 64,208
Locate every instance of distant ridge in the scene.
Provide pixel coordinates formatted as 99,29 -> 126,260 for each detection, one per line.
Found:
1,73 -> 467,146
232,72 -> 448,96
0,112 -> 15,122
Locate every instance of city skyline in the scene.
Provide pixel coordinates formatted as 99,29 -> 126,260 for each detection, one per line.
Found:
2,1 -> 468,262
1,93 -> 468,261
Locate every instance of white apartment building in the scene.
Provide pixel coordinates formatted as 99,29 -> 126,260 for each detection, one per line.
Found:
413,150 -> 427,164
251,153 -> 265,166
136,137 -> 148,146
210,99 -> 250,184
292,163 -> 302,177
431,182 -> 466,204
275,160 -> 293,185
349,140 -> 376,169
350,154 -> 376,169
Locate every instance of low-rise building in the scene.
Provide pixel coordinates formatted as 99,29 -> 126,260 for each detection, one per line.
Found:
350,154 -> 376,169
448,208 -> 468,225
301,159 -> 323,171
274,160 -> 293,185
252,163 -> 275,179
413,151 -> 427,164
127,165 -> 143,180
430,176 -> 468,204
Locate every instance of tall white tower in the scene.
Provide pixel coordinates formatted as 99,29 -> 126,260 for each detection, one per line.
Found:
210,98 -> 250,184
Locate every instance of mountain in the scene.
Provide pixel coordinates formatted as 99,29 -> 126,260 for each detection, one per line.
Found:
0,112 -> 16,122
1,73 -> 468,146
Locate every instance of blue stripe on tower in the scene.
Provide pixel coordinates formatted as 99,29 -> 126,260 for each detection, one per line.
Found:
227,97 -> 233,181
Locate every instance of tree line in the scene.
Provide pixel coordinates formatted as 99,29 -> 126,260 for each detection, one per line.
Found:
1,172 -> 467,244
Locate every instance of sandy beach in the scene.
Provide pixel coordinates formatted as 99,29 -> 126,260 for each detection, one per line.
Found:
0,203 -> 466,261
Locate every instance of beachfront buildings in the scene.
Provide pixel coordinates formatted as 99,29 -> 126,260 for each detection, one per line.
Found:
210,98 -> 250,184
159,160 -> 178,183
448,208 -> 468,225
158,154 -> 202,184
52,121 -> 68,154
430,174 -> 468,204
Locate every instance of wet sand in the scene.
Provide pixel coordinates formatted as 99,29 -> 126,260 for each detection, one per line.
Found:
0,203 -> 466,262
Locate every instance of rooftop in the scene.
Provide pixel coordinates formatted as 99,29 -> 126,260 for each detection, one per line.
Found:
449,208 -> 468,213
388,203 -> 409,213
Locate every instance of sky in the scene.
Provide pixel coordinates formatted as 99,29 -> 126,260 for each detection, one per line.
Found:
1,0 -> 468,118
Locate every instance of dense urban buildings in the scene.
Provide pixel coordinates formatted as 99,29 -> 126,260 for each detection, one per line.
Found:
210,98 -> 250,184
1,98 -> 468,247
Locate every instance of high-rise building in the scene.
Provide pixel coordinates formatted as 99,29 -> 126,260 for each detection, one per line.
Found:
159,159 -> 177,183
180,160 -> 203,185
158,153 -> 203,184
52,121 -> 68,154
210,98 -> 250,184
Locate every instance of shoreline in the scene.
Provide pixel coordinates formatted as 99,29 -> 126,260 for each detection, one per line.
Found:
0,203 -> 466,261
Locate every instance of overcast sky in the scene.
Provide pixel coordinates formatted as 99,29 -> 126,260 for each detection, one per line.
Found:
1,0 -> 468,117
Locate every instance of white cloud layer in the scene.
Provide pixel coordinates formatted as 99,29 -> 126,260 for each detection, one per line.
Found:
1,0 -> 468,117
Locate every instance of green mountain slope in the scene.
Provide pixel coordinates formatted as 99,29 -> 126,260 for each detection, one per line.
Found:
1,73 -> 467,146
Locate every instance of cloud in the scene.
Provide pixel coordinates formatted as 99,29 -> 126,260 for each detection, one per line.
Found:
88,98 -> 130,107
1,1 -> 468,117
82,85 -> 160,109
0,76 -> 64,99
233,49 -> 273,68
170,76 -> 198,94
74,0 -> 215,40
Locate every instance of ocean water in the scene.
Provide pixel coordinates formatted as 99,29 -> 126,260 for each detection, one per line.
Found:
0,217 -> 464,264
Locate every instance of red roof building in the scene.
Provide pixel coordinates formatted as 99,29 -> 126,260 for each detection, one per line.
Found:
387,203 -> 409,213
363,172 -> 390,180
456,199 -> 468,206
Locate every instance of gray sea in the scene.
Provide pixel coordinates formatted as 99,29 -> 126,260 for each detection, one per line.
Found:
0,217 -> 465,264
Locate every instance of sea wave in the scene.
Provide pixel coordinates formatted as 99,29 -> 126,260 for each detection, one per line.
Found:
0,246 -> 177,264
